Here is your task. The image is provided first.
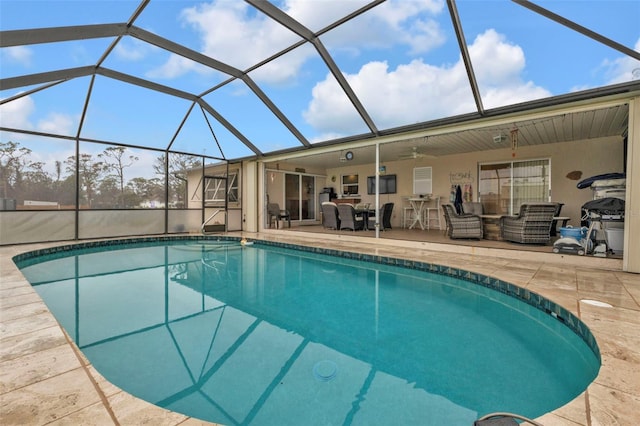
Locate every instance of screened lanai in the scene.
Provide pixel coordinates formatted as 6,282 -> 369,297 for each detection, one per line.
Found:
1,0 -> 640,270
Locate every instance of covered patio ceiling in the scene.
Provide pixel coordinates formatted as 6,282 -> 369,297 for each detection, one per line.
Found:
1,1 -> 639,162
270,101 -> 632,169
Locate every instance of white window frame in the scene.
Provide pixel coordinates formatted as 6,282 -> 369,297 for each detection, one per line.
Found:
341,174 -> 359,195
196,171 -> 239,206
413,166 -> 432,195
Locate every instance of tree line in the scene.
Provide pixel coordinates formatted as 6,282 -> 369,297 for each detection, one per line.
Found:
0,141 -> 201,209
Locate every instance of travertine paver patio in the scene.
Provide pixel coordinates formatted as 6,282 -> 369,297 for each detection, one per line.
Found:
1,232 -> 638,425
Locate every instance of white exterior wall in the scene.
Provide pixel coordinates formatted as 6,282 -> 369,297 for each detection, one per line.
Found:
243,160 -> 259,233
625,96 -> 640,273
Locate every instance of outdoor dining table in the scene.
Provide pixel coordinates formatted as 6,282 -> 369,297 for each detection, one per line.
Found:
354,208 -> 376,230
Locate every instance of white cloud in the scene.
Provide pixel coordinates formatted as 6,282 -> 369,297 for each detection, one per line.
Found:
176,0 -> 302,83
303,72 -> 363,134
37,113 -> 76,136
468,29 -> 551,108
481,82 -> 550,110
282,0 -> 371,30
468,29 -> 525,85
309,0 -> 446,55
403,18 -> 446,55
304,58 -> 471,134
305,29 -> 551,136
146,53 -> 209,79
151,0 -> 446,85
250,45 -> 315,86
0,95 -> 35,129
1,46 -> 33,66
369,0 -> 446,54
0,94 -> 77,139
114,37 -> 153,61
602,37 -> 640,85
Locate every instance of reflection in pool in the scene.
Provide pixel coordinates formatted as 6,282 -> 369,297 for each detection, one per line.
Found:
16,238 -> 600,425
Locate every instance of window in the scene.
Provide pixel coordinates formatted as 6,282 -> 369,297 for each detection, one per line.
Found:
413,167 -> 432,195
341,174 -> 359,195
204,171 -> 238,205
478,159 -> 550,214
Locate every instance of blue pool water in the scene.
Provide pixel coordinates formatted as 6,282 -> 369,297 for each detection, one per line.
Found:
16,238 -> 600,425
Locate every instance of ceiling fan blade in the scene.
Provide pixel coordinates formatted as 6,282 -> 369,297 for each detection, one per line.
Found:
397,152 -> 437,160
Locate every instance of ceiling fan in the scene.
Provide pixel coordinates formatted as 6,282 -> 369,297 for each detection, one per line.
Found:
397,146 -> 434,160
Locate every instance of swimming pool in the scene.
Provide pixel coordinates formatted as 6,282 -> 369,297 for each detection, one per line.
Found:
15,236 -> 600,425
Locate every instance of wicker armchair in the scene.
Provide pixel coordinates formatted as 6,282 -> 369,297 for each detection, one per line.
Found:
321,202 -> 340,230
441,204 -> 483,239
500,202 -> 558,244
337,204 -> 365,231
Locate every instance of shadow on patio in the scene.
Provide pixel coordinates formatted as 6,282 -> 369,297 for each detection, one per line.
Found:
266,223 -> 624,269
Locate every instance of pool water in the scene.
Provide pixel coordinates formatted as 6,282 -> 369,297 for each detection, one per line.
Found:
16,238 -> 600,425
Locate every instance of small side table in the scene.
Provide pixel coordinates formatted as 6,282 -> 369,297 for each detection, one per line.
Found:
480,214 -> 502,241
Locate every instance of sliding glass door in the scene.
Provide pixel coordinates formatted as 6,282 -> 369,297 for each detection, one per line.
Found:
266,169 -> 317,225
479,159 -> 550,215
285,174 -> 316,221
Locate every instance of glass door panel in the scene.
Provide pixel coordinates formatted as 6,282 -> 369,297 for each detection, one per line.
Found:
512,160 -> 549,206
479,159 -> 550,215
285,174 -> 300,221
302,175 -> 315,220
479,162 -> 511,214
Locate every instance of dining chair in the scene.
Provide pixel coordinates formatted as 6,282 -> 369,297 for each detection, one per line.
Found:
379,202 -> 394,230
267,203 -> 291,229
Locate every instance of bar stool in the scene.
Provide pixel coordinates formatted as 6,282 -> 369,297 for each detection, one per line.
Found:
424,196 -> 441,230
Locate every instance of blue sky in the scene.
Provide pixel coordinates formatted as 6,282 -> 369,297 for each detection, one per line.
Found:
1,0 -> 639,170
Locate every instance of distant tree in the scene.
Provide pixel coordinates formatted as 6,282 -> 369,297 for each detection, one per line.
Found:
124,177 -> 146,207
56,175 -> 76,207
65,153 -> 106,208
22,161 -> 55,202
154,153 -> 201,208
0,141 -> 32,200
126,177 -> 165,207
127,177 -> 155,200
100,146 -> 138,208
95,176 -> 120,208
146,177 -> 165,201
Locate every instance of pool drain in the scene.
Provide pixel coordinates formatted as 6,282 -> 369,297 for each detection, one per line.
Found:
313,360 -> 338,382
